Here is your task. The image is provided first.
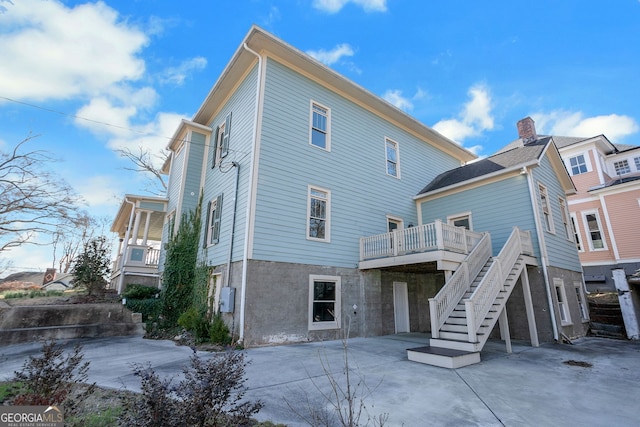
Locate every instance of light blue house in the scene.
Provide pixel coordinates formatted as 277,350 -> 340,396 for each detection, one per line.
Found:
156,27 -> 588,367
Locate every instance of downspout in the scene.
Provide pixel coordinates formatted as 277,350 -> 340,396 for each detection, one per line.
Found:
239,43 -> 263,343
224,162 -> 240,288
525,168 -> 559,341
118,198 -> 136,294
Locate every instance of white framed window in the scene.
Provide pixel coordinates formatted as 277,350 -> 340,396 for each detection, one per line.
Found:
212,113 -> 232,168
634,156 -> 640,171
447,212 -> 472,230
538,183 -> 554,233
308,275 -> 341,330
554,278 -> 571,325
582,211 -> 606,251
205,194 -> 223,246
166,209 -> 176,237
387,215 -> 403,233
569,154 -> 588,175
574,282 -> 589,321
307,186 -> 330,242
558,198 -> 571,240
570,213 -> 583,252
385,138 -> 400,178
310,101 -> 330,151
614,159 -> 630,175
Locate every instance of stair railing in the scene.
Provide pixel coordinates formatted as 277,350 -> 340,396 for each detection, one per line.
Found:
464,227 -> 531,343
429,232 -> 491,338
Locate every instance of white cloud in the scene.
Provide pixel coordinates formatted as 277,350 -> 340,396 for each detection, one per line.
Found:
383,90 -> 413,111
531,111 -> 639,142
433,84 -> 495,144
75,175 -> 122,209
307,43 -> 354,66
313,0 -> 387,13
160,57 -> 208,86
0,0 -> 148,101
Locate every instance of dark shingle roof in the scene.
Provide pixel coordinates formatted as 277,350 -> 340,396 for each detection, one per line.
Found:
417,137 -> 551,196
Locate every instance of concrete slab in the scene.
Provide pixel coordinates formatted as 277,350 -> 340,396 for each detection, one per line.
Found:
1,334 -> 639,426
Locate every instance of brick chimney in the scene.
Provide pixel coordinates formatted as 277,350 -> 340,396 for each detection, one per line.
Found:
517,117 -> 537,143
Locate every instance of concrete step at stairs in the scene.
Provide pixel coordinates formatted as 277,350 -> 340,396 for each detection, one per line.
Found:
407,345 -> 480,369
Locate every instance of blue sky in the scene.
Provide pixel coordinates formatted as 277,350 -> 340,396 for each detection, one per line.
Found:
1,0 -> 639,274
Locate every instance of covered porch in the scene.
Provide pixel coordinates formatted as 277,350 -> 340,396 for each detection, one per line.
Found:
110,194 -> 167,293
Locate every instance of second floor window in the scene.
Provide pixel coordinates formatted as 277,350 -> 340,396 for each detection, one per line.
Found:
614,160 -> 630,175
538,184 -> 554,233
559,198 -> 571,240
308,186 -> 330,241
310,102 -> 330,150
205,194 -> 223,246
212,113 -> 232,168
634,156 -> 640,171
385,138 -> 399,178
569,154 -> 587,175
584,212 -> 604,250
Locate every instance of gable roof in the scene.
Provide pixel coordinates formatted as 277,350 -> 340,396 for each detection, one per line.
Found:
169,25 -> 476,163
416,136 -> 576,198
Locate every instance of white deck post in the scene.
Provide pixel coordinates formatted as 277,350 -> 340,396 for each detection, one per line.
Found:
429,298 -> 439,339
499,308 -> 512,353
612,269 -> 640,340
520,268 -> 539,347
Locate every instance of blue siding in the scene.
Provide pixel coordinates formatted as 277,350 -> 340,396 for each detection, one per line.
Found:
420,175 -> 541,257
159,146 -> 187,271
251,58 -> 463,267
200,65 -> 258,267
181,131 -> 206,215
532,155 -> 582,272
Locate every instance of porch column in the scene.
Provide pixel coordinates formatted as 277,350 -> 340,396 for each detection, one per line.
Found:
498,308 -> 512,353
612,269 -> 640,340
142,210 -> 152,245
131,210 -> 142,245
520,268 -> 539,347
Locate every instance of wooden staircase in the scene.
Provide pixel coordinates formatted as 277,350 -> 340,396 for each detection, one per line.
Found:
408,228 -> 534,368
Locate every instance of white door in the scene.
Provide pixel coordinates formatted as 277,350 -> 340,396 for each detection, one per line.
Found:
393,282 -> 410,333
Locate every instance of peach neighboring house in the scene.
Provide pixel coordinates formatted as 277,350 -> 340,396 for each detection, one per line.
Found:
554,131 -> 640,292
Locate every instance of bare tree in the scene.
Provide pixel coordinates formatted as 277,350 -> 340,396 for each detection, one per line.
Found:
51,214 -> 110,274
0,135 -> 82,253
116,146 -> 169,196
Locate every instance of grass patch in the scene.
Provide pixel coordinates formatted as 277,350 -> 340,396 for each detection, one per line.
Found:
1,289 -> 65,299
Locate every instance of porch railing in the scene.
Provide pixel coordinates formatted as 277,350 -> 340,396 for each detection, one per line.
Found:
464,227 -> 532,343
359,220 -> 483,261
112,245 -> 161,273
428,232 -> 492,338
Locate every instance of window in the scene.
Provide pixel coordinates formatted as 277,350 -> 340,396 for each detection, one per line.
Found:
554,279 -> 571,325
569,154 -> 587,175
635,156 -> 640,171
570,214 -> 582,251
385,138 -> 400,178
308,275 -> 341,330
387,216 -> 403,233
574,282 -> 589,321
538,184 -> 554,233
205,194 -> 223,246
583,211 -> 605,250
211,112 -> 232,168
310,102 -> 330,150
307,186 -> 330,241
614,160 -> 630,175
448,212 -> 472,230
166,210 -> 176,237
558,198 -> 571,240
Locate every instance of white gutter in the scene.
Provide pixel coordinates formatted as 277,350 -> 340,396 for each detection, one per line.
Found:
525,168 -> 559,341
224,162 -> 240,288
238,43 -> 263,343
117,197 -> 136,294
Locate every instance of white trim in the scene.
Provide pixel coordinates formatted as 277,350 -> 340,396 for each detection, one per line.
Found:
553,278 -> 572,326
581,209 -> 607,251
538,182 -> 555,234
308,275 -> 341,331
447,211 -> 473,231
566,152 -> 589,176
307,185 -> 331,242
385,137 -> 401,178
309,100 -> 331,151
598,194 -> 619,260
570,213 -> 583,252
558,197 -> 572,241
574,281 -> 589,321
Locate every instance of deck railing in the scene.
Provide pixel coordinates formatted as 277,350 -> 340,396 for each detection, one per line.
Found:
359,220 -> 483,261
464,228 -> 532,343
112,245 -> 161,273
428,233 -> 492,338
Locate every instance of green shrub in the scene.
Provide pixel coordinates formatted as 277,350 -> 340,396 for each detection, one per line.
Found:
125,298 -> 161,322
177,307 -> 210,341
123,284 -> 160,300
209,313 -> 231,345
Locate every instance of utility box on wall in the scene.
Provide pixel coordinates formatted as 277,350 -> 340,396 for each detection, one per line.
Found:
219,287 -> 235,313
